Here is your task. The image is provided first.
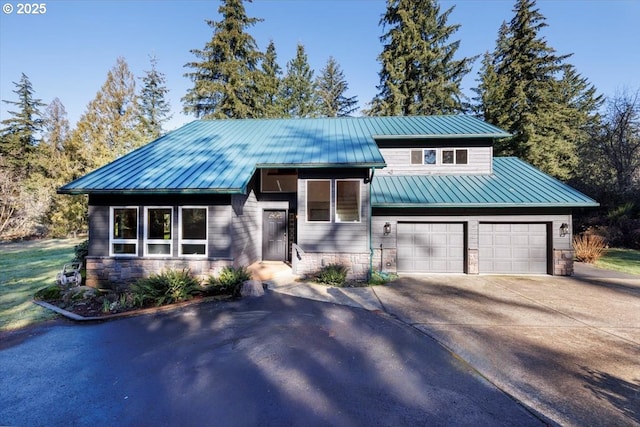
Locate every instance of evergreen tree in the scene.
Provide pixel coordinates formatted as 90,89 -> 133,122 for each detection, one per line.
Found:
183,0 -> 263,119
139,55 -> 172,139
0,73 -> 45,174
475,0 -> 601,180
279,43 -> 319,118
368,0 -> 474,116
316,57 -> 358,117
69,57 -> 144,174
257,40 -> 283,118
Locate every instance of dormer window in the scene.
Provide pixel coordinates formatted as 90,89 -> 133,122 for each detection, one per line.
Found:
411,149 -> 437,165
442,149 -> 468,165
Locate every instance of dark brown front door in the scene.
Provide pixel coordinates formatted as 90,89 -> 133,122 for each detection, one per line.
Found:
263,210 -> 287,261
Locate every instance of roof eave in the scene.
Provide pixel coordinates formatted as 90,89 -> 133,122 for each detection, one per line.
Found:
256,162 -> 387,169
372,202 -> 600,208
57,188 -> 247,196
372,133 -> 511,140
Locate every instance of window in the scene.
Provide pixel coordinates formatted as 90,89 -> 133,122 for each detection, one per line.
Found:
145,207 -> 172,256
423,149 -> 436,165
411,149 -> 436,165
306,180 -> 331,222
410,150 -> 422,165
442,149 -> 468,165
180,207 -> 208,256
111,207 -> 138,256
261,169 -> 298,193
335,180 -> 361,222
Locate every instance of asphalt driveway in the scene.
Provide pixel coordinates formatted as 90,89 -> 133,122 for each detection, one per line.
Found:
0,292 -> 542,427
373,265 -> 640,427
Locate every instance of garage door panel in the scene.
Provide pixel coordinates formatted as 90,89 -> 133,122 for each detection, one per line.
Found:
398,223 -> 464,273
480,223 -> 548,274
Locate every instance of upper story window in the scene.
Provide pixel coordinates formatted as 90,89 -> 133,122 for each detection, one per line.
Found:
261,168 -> 298,193
110,207 -> 138,256
144,207 -> 172,256
410,148 -> 468,165
179,207 -> 208,256
307,180 -> 331,222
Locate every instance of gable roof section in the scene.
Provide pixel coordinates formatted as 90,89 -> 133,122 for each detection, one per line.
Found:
59,115 -> 508,195
372,157 -> 599,208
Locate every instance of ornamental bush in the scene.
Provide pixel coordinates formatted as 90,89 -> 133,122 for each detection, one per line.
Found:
573,233 -> 607,263
314,264 -> 348,287
206,266 -> 251,297
130,268 -> 201,307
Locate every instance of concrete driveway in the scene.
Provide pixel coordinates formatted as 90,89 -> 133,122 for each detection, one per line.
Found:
372,264 -> 640,427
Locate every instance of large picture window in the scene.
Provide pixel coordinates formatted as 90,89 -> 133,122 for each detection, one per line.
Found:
180,207 -> 208,256
111,207 -> 138,256
144,207 -> 172,256
306,180 -> 331,222
335,180 -> 361,222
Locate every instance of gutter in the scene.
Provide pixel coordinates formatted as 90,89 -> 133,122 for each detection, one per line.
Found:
368,168 -> 376,280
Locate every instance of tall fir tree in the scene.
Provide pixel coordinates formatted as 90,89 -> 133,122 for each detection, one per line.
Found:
279,44 -> 319,118
0,73 -> 45,174
475,0 -> 601,180
257,40 -> 283,118
139,55 -> 172,140
316,57 -> 358,117
183,0 -> 263,119
68,57 -> 144,176
368,0 -> 474,116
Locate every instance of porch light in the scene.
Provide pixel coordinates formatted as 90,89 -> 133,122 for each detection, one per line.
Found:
383,222 -> 391,236
559,223 -> 569,237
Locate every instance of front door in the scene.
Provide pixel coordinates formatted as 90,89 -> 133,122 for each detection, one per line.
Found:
262,210 -> 287,261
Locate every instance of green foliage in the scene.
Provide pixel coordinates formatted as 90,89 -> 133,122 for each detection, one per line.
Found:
314,264 -> 349,287
74,240 -> 89,262
475,0 -> 602,181
279,44 -> 320,118
369,0 -> 474,116
139,55 -> 172,139
130,268 -> 202,307
206,266 -> 250,297
316,56 -> 358,117
369,271 -> 398,286
34,285 -> 62,301
183,0 -> 263,119
595,248 -> 640,275
573,233 -> 606,263
257,40 -> 283,118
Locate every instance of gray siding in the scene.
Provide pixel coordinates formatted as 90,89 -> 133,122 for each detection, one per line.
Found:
231,185 -> 260,266
209,205 -> 232,258
377,146 -> 492,175
297,177 -> 370,253
88,205 -> 109,257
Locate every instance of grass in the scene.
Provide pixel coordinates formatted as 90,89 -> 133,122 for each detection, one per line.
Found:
594,248 -> 640,276
0,238 -> 82,331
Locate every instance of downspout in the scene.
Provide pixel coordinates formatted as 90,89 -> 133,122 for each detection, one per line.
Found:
368,170 -> 374,280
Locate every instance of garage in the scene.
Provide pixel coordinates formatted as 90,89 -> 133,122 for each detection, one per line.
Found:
397,223 -> 464,273
479,223 -> 548,274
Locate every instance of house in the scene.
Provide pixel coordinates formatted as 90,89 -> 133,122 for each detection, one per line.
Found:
59,115 -> 598,287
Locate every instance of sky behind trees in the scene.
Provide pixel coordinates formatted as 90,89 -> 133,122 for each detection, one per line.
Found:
1,0 -> 639,131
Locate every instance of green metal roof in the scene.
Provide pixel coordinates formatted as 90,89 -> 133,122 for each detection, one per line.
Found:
59,115 -> 508,195
372,157 -> 599,208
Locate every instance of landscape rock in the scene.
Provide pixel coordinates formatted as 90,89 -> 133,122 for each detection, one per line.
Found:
240,280 -> 264,298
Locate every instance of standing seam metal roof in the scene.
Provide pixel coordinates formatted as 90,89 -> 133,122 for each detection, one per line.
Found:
371,157 -> 599,208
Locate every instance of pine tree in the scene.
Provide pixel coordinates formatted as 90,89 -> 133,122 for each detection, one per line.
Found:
475,0 -> 602,180
368,0 -> 475,116
139,55 -> 172,139
183,0 -> 263,119
69,57 -> 144,174
316,57 -> 358,117
0,73 -> 45,174
279,44 -> 319,118
256,40 -> 283,118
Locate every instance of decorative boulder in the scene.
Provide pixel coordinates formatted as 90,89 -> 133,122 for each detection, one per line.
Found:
240,280 -> 264,298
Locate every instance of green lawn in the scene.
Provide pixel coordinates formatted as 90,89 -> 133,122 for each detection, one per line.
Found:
594,248 -> 640,276
0,238 -> 82,331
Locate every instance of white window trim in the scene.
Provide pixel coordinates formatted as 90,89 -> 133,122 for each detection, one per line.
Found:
109,206 -> 138,257
143,206 -> 173,257
441,148 -> 469,165
335,179 -> 362,223
410,149 -> 438,165
305,179 -> 332,223
179,206 -> 208,257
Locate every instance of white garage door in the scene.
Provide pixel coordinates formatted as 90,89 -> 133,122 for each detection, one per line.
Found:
397,223 -> 464,273
479,223 -> 548,274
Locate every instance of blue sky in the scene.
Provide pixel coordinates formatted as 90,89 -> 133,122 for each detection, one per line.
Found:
1,0 -> 639,132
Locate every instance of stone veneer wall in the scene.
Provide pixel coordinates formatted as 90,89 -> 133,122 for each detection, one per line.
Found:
371,248 -> 397,273
85,257 -> 233,289
292,251 -> 371,281
553,249 -> 574,276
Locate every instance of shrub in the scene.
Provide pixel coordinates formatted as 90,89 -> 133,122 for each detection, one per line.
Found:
130,268 -> 202,307
34,285 -> 62,301
369,271 -> 398,286
74,240 -> 89,263
314,264 -> 348,287
206,266 -> 250,297
573,233 -> 607,263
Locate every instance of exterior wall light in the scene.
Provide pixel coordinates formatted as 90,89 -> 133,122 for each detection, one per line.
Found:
383,222 -> 391,236
559,223 -> 569,237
